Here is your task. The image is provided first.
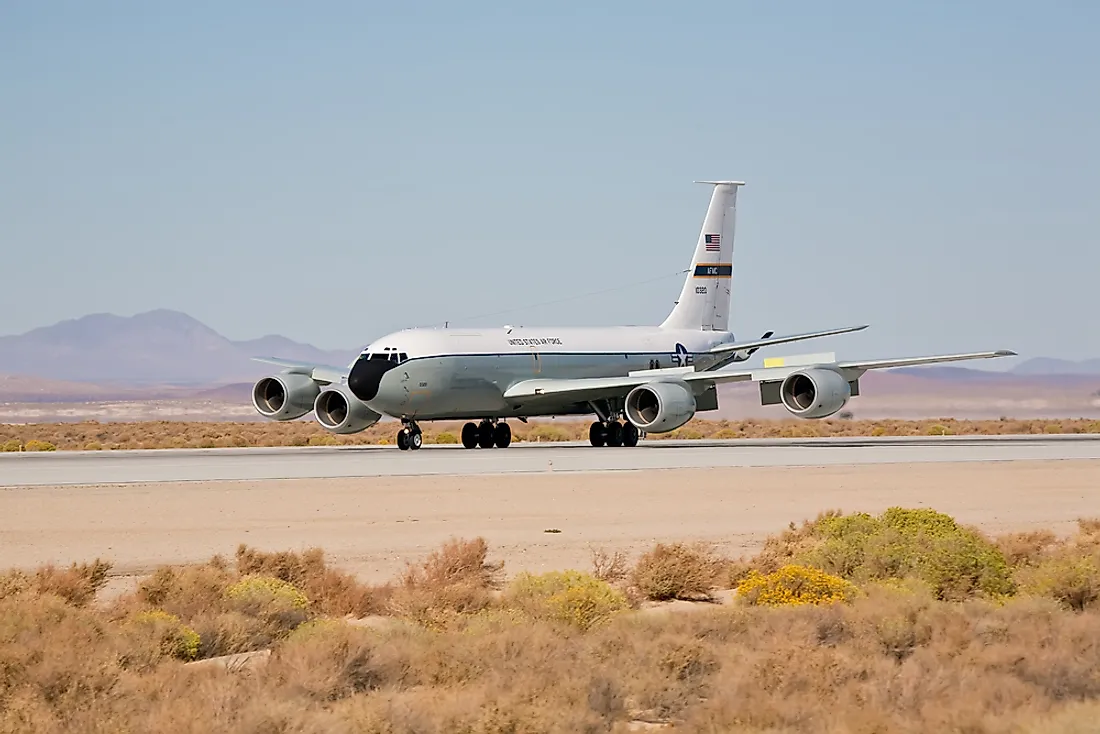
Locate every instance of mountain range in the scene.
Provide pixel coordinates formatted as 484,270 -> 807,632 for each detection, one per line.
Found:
0,309 -> 1098,392
0,309 -> 358,386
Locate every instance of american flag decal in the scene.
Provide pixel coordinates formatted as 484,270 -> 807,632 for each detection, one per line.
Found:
704,233 -> 720,251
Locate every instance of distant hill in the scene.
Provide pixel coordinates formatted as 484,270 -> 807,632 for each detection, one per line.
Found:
1010,357 -> 1100,376
0,309 -> 358,386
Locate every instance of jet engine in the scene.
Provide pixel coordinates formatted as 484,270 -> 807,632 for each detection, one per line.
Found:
624,380 -> 696,433
314,384 -> 382,434
251,372 -> 320,421
779,367 -> 851,419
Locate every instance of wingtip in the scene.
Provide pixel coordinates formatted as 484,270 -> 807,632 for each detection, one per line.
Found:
995,350 -> 1018,357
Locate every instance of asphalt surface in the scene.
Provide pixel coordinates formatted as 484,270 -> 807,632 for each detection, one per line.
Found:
3,434 -> 1100,487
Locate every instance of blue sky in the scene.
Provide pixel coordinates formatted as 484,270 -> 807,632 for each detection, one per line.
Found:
2,1 -> 1097,364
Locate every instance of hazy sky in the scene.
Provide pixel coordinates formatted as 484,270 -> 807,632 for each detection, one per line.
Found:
2,2 -> 1097,365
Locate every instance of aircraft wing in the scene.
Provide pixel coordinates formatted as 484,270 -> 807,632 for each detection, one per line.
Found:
836,351 -> 1017,372
250,357 -> 349,385
502,349 -> 1016,405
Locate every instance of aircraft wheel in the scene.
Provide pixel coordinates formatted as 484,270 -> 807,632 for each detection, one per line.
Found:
408,430 -> 423,451
461,422 -> 478,449
622,422 -> 639,447
605,421 -> 623,447
396,430 -> 409,451
477,420 -> 495,449
493,422 -> 511,448
589,421 -> 606,447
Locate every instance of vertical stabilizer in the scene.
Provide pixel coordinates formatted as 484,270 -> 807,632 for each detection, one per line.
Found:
659,181 -> 744,331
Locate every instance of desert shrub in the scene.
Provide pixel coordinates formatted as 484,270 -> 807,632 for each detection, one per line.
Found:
0,559 -> 111,607
1076,518 -> 1100,549
522,425 -> 573,442
235,545 -> 390,617
127,609 -> 201,661
387,537 -> 504,627
136,559 -> 236,620
0,593 -> 129,727
226,576 -> 309,612
264,623 -> 387,702
403,536 -> 503,590
880,507 -> 961,537
997,529 -> 1059,568
1016,550 -> 1100,612
431,431 -> 458,444
749,509 -> 843,574
631,542 -> 725,601
2,439 -> 23,451
22,439 -> 56,451
589,547 -> 629,584
185,611 -> 280,658
765,507 -> 1015,601
506,570 -> 630,631
918,528 -> 1015,601
737,564 -> 857,606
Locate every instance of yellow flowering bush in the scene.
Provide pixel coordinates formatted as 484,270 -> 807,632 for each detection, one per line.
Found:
506,570 -> 630,631
736,565 -> 857,607
226,576 -> 309,609
131,609 -> 201,660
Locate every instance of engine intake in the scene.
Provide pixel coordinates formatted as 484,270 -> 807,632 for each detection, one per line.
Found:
314,384 -> 382,434
251,373 -> 320,421
624,380 -> 696,433
779,367 -> 851,419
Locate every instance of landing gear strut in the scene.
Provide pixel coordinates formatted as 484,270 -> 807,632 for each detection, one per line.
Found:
589,419 -> 641,447
396,421 -> 423,451
461,419 -> 511,449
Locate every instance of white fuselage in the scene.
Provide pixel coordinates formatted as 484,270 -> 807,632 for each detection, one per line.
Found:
348,325 -> 738,420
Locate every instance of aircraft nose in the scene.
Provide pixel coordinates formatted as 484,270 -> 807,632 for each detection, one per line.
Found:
347,357 -> 395,403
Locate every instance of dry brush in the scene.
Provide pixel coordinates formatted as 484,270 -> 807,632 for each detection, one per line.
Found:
3,511 -> 1100,732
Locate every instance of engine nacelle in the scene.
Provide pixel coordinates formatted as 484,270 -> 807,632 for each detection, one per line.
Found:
251,372 -> 320,421
314,384 -> 382,434
624,380 -> 696,433
779,367 -> 851,419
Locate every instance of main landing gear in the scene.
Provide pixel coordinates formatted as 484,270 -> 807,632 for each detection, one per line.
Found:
461,419 -> 512,449
396,421 -> 424,451
589,419 -> 641,448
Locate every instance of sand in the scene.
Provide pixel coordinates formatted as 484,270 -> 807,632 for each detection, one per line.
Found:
2,459 -> 1097,593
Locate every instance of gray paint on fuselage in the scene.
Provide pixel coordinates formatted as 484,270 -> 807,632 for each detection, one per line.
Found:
366,349 -> 728,421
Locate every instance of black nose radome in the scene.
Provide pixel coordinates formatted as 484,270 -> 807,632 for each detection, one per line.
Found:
347,357 -> 397,402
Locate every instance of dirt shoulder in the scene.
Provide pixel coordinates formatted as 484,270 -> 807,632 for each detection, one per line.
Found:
2,460 -> 1097,593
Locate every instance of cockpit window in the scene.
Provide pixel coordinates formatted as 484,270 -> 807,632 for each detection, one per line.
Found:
362,348 -> 407,362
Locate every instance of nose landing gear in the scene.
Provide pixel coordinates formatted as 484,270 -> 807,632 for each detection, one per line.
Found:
396,421 -> 423,451
461,419 -> 511,449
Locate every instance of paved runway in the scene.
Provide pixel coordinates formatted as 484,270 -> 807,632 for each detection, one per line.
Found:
3,434 -> 1100,487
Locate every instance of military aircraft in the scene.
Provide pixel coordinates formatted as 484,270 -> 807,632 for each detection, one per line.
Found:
250,181 -> 1014,450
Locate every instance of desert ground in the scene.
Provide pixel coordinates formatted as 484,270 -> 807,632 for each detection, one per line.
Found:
4,459 -> 1097,591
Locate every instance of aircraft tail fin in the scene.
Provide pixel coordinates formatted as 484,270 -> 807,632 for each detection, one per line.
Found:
660,181 -> 744,331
